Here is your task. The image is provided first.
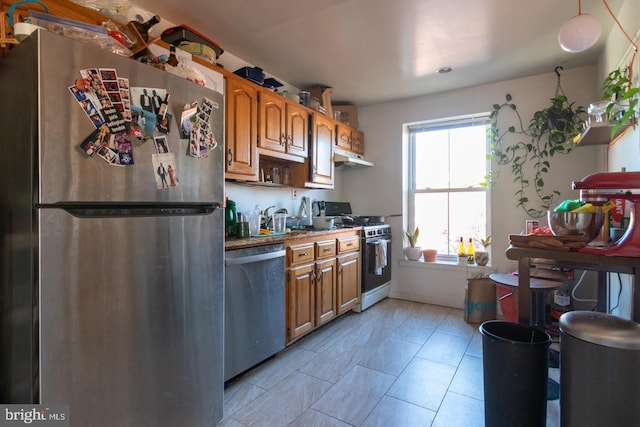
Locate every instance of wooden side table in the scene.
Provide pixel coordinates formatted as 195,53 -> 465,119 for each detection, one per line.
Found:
505,245 -> 640,325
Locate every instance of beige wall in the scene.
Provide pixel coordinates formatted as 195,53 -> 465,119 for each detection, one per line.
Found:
353,66 -> 605,307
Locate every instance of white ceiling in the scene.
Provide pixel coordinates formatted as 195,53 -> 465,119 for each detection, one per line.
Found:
129,0 -> 625,106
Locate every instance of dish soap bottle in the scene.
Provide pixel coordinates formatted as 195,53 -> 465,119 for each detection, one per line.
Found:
466,238 -> 476,265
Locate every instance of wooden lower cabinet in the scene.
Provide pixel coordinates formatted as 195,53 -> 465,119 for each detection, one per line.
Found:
285,231 -> 360,344
337,252 -> 360,314
288,262 -> 315,340
315,257 -> 337,326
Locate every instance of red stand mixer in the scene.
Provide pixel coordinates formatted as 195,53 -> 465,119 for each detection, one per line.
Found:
573,171 -> 640,257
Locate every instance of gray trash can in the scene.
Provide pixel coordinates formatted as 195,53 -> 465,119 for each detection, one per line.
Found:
480,321 -> 552,427
560,311 -> 640,427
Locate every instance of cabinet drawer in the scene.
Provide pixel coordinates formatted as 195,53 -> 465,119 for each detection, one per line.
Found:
315,240 -> 337,259
288,243 -> 315,265
337,236 -> 360,254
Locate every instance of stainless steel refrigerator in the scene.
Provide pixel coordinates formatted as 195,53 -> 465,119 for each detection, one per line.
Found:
0,30 -> 225,426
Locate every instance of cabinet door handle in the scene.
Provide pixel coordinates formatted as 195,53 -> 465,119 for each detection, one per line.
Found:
298,252 -> 308,257
323,248 -> 332,252
346,242 -> 353,247
227,149 -> 233,166
281,133 -> 287,145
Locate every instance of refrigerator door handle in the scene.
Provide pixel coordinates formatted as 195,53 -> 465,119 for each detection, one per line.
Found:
44,203 -> 222,218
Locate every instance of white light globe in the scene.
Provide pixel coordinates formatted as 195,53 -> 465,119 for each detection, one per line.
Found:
558,13 -> 602,53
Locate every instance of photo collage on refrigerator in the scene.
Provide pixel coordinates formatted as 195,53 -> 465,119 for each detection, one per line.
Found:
69,67 -> 220,190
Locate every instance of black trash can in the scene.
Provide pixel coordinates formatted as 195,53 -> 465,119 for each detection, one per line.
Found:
560,311 -> 640,427
480,320 -> 552,427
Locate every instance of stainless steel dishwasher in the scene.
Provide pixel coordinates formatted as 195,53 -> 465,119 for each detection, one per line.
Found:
224,243 -> 286,381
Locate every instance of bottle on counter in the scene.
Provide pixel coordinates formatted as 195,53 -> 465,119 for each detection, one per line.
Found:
166,45 -> 179,67
457,237 -> 466,257
466,238 -> 475,265
129,15 -> 160,43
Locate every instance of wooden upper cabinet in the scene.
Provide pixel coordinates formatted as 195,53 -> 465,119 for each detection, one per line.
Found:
259,90 -> 308,159
259,90 -> 286,153
336,123 -> 352,151
310,113 -> 334,187
351,129 -> 365,155
225,76 -> 258,181
286,102 -> 309,157
335,122 -> 364,155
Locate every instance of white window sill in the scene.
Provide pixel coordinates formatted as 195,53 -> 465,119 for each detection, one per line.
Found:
398,257 -> 495,276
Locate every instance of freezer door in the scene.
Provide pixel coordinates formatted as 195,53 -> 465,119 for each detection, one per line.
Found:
33,30 -> 224,204
37,208 -> 224,426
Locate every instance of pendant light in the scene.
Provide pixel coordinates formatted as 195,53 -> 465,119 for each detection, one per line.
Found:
558,0 -> 602,53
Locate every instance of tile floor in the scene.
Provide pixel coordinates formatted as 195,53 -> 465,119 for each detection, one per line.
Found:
218,298 -> 560,426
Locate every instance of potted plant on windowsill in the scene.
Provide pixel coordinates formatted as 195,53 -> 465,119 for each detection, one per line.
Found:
404,226 -> 422,261
475,236 -> 491,266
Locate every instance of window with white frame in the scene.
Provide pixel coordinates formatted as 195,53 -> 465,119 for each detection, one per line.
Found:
407,114 -> 490,255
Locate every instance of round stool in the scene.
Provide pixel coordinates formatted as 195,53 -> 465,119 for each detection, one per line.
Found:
489,273 -> 563,327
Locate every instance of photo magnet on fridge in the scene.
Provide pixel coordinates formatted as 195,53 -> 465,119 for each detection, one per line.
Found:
152,153 -> 179,189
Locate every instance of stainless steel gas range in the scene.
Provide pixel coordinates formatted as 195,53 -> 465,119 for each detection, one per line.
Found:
356,223 -> 392,311
321,202 -> 392,311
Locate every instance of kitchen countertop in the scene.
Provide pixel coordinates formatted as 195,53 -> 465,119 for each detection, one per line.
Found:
225,227 -> 362,250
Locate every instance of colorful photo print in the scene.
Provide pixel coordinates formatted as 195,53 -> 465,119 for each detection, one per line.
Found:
156,112 -> 171,134
131,105 -> 157,136
113,131 -> 134,165
128,122 -> 148,146
79,127 -> 101,157
154,135 -> 170,154
117,77 -> 129,90
69,85 -> 88,102
180,103 -> 198,139
96,145 -> 119,165
152,153 -> 179,189
81,68 -> 110,101
189,123 -> 208,158
99,68 -> 117,82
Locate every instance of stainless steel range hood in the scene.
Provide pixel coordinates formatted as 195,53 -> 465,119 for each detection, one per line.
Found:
334,147 -> 374,168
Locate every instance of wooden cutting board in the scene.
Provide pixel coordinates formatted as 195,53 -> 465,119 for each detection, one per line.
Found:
509,234 -> 589,251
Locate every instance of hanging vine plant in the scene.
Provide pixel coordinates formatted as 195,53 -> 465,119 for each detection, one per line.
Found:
484,67 -> 587,218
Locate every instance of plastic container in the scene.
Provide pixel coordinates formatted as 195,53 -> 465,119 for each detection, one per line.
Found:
480,321 -> 551,427
160,25 -> 223,59
271,213 -> 287,233
234,66 -> 265,85
247,214 -> 262,237
559,311 -> 640,426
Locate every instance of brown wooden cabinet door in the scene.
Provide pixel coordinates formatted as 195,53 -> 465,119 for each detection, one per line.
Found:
286,102 -> 308,158
335,123 -> 352,151
288,263 -> 315,341
259,90 -> 286,153
337,252 -> 360,314
315,258 -> 337,326
310,113 -> 334,186
225,77 -> 258,180
351,129 -> 365,155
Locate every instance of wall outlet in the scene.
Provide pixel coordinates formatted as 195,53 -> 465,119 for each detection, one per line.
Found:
291,188 -> 298,200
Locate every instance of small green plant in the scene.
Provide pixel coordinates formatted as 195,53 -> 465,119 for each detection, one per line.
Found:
405,226 -> 420,248
480,236 -> 492,249
601,67 -> 638,138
